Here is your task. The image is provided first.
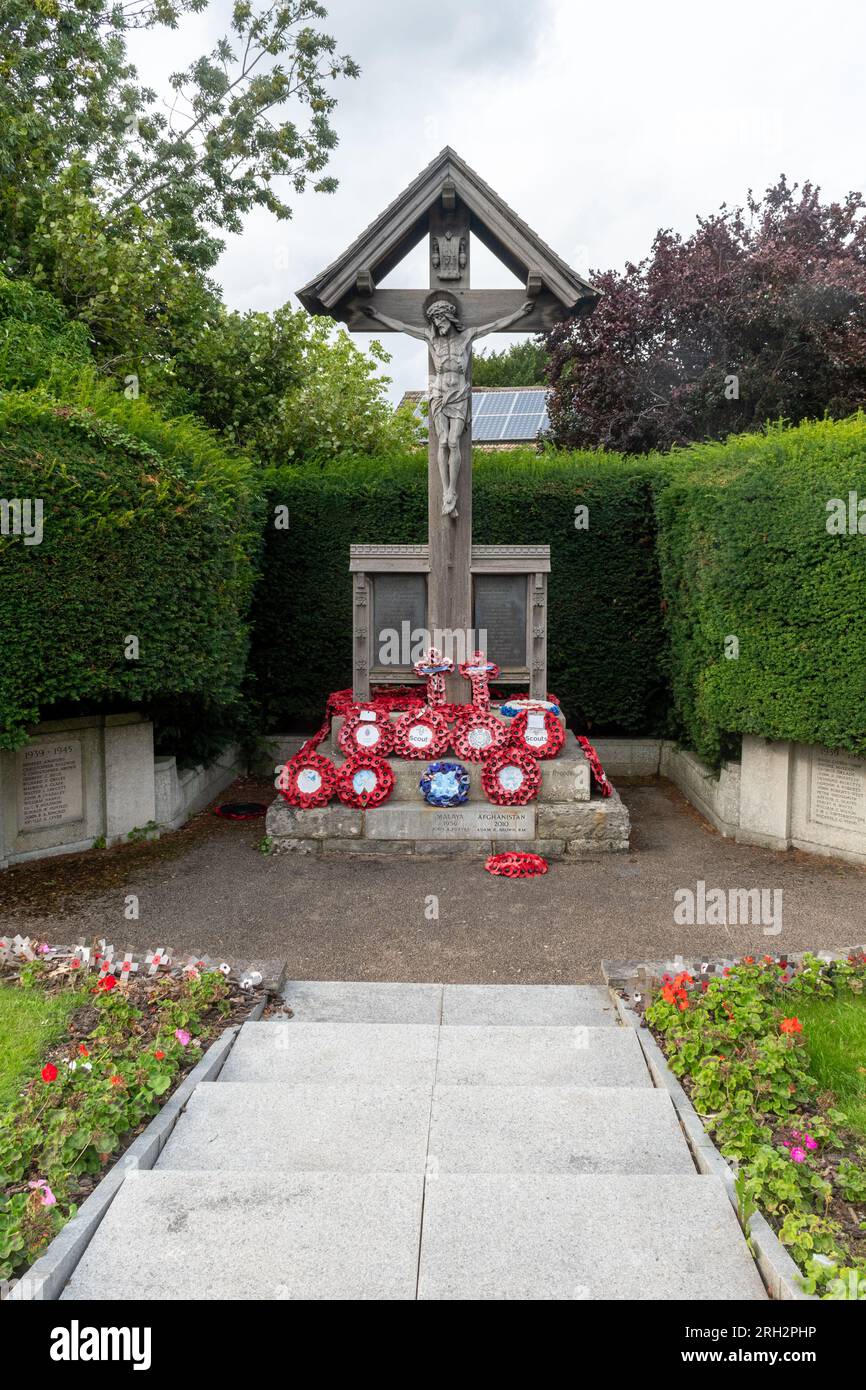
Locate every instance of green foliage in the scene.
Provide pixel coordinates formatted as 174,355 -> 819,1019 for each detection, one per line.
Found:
0,272 -> 93,392
157,306 -> 421,464
646,953 -> 866,1299
472,336 -> 548,387
0,985 -> 87,1110
0,0 -> 358,274
653,417 -> 866,766
0,385 -> 262,750
0,969 -> 231,1280
251,447 -> 669,734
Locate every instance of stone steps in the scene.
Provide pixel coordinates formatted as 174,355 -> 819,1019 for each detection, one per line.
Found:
281,979 -> 618,1026
59,983 -> 767,1301
156,1083 -> 695,1176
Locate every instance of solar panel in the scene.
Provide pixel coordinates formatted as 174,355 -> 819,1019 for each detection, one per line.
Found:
410,389 -> 548,442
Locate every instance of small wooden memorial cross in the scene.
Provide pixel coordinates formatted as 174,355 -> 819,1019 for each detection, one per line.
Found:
298,149 -> 597,703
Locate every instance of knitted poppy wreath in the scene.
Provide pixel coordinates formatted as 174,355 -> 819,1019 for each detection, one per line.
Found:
508,708 -> 565,760
277,752 -> 338,809
481,747 -> 542,806
485,851 -> 549,878
392,708 -> 451,759
336,753 -> 395,808
450,709 -> 508,762
337,711 -> 395,758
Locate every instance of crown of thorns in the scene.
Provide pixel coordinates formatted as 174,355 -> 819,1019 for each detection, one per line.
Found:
425,297 -> 460,321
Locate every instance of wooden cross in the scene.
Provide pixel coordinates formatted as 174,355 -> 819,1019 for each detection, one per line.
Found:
298,149 -> 597,704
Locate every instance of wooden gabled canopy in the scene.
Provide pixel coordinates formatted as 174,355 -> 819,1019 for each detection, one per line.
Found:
297,147 -> 599,335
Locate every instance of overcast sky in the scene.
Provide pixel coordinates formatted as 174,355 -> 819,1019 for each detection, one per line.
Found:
130,0 -> 866,400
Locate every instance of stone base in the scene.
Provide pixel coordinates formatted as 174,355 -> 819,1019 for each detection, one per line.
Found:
266,730 -> 630,858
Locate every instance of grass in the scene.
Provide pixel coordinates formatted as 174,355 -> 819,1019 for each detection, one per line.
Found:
797,991 -> 866,1139
0,984 -> 85,1108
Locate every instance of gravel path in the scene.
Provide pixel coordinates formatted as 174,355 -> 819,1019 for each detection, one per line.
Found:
1,778 -> 862,982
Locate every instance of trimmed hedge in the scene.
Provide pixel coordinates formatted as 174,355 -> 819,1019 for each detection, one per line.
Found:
252,448 -> 670,735
0,389 -> 262,751
653,417 -> 866,765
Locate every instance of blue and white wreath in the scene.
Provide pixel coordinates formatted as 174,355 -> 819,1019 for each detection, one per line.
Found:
419,761 -> 470,807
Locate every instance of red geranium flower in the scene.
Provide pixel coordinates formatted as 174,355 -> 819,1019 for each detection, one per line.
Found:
154,1050 -> 165,1061
78,1044 -> 89,1057
780,1017 -> 803,1035
41,1063 -> 58,1083
93,974 -> 117,993
109,1075 -> 123,1086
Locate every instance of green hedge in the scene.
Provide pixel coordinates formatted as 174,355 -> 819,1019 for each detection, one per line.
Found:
0,389 -> 262,751
653,417 -> 866,765
251,448 -> 670,734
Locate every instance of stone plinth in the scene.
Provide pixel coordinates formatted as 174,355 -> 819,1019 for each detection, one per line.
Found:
265,733 -> 629,858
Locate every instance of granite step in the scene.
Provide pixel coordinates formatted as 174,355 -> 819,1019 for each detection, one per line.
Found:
61,1170 -> 424,1301
417,1173 -> 767,1300
60,1169 -> 766,1301
157,1083 -> 434,1173
279,980 -> 618,1027
221,1020 -> 648,1087
219,1021 -> 440,1086
155,1082 -> 692,1175
435,1025 -> 651,1087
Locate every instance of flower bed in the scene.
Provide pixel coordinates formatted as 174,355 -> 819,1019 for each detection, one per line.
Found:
644,952 -> 866,1300
0,948 -> 264,1282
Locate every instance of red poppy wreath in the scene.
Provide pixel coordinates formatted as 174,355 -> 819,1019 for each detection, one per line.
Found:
450,709 -> 508,762
508,708 -> 565,760
277,752 -> 337,809
392,708 -> 450,759
481,747 -> 542,806
336,753 -> 395,808
337,711 -> 395,758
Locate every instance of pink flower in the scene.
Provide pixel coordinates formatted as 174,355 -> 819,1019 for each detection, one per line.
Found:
805,1134 -> 818,1151
29,1180 -> 56,1207
790,1147 -> 806,1163
175,1028 -> 191,1047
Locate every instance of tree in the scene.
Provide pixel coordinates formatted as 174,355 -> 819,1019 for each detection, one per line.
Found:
545,178 -> 866,453
472,336 -> 547,386
0,1 -> 359,272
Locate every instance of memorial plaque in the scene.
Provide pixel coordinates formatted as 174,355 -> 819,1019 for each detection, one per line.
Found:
808,749 -> 866,831
373,573 -> 427,668
17,740 -> 84,830
473,573 -> 527,668
366,803 -> 534,839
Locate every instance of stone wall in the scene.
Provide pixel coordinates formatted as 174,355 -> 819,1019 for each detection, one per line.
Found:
1,716 -> 244,869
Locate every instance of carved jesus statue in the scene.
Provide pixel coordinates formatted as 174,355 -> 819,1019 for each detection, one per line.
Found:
364,292 -> 533,518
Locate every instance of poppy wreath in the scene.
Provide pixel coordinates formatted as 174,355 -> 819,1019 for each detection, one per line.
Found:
392,708 -> 451,759
337,712 -> 395,758
277,752 -> 338,810
507,708 -> 565,760
576,735 -> 613,797
485,851 -> 549,878
336,753 -> 395,809
481,747 -> 542,806
450,709 -> 508,762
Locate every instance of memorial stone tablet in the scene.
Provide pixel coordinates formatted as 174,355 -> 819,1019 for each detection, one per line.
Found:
17,739 -> 84,830
473,573 -> 527,668
373,573 -> 427,668
809,748 -> 866,831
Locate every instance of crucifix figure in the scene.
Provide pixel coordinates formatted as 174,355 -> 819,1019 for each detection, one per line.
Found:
364,293 -> 533,518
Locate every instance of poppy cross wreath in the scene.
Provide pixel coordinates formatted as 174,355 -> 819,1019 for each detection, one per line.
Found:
336,753 -> 395,808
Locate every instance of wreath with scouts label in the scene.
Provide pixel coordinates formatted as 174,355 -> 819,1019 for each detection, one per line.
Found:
337,710 -> 395,758
450,709 -> 508,762
392,708 -> 451,759
277,752 -> 338,809
336,753 -> 395,808
508,708 -> 565,760
481,747 -> 542,806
